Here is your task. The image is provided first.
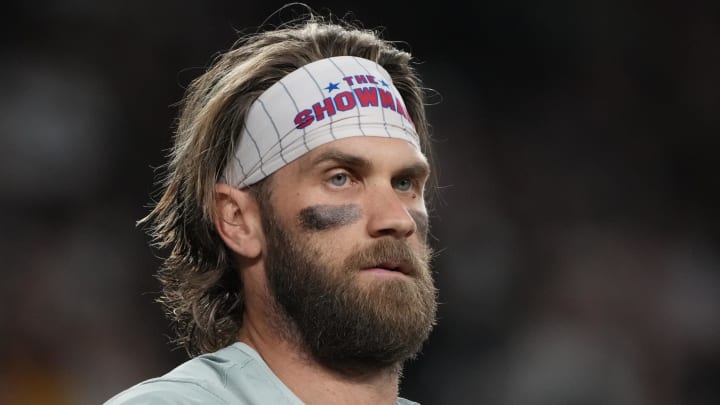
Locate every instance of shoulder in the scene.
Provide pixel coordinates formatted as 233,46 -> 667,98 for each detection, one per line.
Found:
103,378 -> 227,405
104,343 -> 303,405
104,345 -> 254,405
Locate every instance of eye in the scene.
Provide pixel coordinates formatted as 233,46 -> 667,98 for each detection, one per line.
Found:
329,172 -> 350,187
393,177 -> 414,192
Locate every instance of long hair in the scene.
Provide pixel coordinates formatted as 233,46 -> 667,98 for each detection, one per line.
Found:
140,13 -> 435,356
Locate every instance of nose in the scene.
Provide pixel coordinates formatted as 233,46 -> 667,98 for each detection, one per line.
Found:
365,185 -> 417,239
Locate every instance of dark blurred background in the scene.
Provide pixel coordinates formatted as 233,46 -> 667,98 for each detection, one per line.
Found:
2,1 -> 719,404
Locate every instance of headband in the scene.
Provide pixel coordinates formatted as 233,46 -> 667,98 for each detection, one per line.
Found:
221,56 -> 420,187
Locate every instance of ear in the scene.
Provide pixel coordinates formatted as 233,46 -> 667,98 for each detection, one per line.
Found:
213,183 -> 264,259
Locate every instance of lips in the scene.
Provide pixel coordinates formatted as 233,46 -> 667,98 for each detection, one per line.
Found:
362,261 -> 410,276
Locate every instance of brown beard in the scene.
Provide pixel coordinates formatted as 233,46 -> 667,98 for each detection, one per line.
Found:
260,203 -> 438,376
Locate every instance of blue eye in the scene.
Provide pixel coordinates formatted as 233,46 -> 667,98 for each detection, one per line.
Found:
330,173 -> 349,187
394,177 -> 413,191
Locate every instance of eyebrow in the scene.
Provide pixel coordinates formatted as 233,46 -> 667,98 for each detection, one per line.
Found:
393,162 -> 430,181
302,148 -> 430,178
302,150 -> 372,173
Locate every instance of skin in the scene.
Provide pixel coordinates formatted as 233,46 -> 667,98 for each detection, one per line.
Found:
214,136 -> 431,405
298,204 -> 362,231
299,204 -> 429,243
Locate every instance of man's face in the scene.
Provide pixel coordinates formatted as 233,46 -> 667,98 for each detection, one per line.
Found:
258,136 -> 437,374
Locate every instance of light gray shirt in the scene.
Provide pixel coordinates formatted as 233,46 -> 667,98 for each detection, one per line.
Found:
104,342 -> 419,405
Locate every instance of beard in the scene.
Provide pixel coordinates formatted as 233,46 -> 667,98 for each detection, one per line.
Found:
260,205 -> 438,375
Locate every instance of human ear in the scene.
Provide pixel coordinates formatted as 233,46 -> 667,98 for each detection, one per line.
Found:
213,184 -> 263,259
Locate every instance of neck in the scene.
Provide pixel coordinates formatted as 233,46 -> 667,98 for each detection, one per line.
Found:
239,308 -> 403,405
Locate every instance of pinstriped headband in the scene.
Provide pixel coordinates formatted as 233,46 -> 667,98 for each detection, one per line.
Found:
220,56 -> 420,188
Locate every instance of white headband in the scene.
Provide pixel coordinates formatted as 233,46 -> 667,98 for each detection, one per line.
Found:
221,56 -> 420,187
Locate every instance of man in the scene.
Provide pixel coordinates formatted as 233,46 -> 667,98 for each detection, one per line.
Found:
106,13 -> 439,405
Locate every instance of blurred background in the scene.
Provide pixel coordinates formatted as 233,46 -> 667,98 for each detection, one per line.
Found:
2,1 -> 719,404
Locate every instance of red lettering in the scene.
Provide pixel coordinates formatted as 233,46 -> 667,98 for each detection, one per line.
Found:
355,75 -> 368,84
395,98 -> 413,123
312,98 -> 336,121
334,91 -> 356,111
379,89 -> 396,111
354,87 -> 379,107
342,76 -> 354,86
367,75 -> 377,84
296,85 -> 413,130
294,109 -> 314,129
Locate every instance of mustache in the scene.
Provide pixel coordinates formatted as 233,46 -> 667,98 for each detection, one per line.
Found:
343,238 -> 433,277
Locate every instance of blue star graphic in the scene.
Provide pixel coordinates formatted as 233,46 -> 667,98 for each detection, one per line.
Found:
325,82 -> 340,92
380,79 -> 389,87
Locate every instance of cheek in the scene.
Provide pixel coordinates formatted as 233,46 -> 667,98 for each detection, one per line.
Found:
409,209 -> 429,241
298,204 -> 362,231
